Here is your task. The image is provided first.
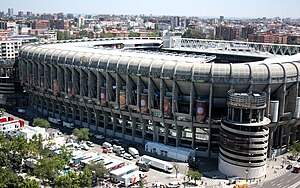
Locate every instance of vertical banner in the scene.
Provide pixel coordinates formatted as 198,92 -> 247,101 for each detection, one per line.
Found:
163,96 -> 172,118
119,90 -> 126,109
100,87 -> 107,106
53,79 -> 58,95
67,81 -> 73,97
140,93 -> 148,114
195,100 -> 208,123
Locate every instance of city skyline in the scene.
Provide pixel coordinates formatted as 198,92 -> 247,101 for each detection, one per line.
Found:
2,0 -> 300,18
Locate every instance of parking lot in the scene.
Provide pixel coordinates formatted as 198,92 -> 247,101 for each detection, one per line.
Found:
2,108 -> 193,188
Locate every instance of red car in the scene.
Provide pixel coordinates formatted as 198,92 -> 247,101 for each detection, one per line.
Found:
102,148 -> 109,154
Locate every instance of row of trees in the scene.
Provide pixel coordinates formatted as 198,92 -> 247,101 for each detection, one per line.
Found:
0,117 -> 108,188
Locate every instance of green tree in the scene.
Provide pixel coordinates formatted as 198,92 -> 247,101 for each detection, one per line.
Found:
20,178 -> 40,188
86,161 -> 107,184
53,172 -> 74,188
182,28 -> 206,39
57,145 -> 72,166
32,118 -> 50,129
57,31 -> 64,40
34,156 -> 65,184
0,134 -> 11,167
79,30 -> 89,38
128,31 -> 139,37
148,32 -> 159,37
79,169 -> 92,188
187,169 -> 202,185
73,128 -> 91,141
100,31 -> 113,38
0,168 -> 21,188
10,135 -> 31,170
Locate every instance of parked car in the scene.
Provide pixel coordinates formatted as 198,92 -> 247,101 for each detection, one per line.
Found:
112,139 -> 121,145
297,158 -> 300,162
103,148 -> 109,154
86,141 -> 94,147
80,144 -> 90,151
123,153 -> 134,160
286,164 -> 293,170
95,134 -> 105,140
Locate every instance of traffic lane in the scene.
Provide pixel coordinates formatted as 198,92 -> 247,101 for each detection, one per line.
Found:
252,172 -> 300,188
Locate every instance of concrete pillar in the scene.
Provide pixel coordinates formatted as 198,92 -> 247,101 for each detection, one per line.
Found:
106,73 -> 113,101
50,65 -> 56,90
126,75 -> 133,105
176,125 -> 182,147
164,123 -> 168,145
72,69 -> 79,95
148,78 -> 154,109
160,79 -> 166,112
192,126 -> 196,149
57,66 -> 63,91
97,72 -> 104,99
142,119 -> 147,144
137,77 -> 142,108
172,81 -> 178,114
37,63 -> 42,87
208,83 -> 213,158
122,116 -> 126,140
132,118 -> 136,142
116,74 -> 121,104
104,113 -> 109,135
189,83 -> 195,116
80,69 -> 85,96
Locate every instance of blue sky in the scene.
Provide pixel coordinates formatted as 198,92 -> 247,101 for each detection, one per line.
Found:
2,0 -> 299,18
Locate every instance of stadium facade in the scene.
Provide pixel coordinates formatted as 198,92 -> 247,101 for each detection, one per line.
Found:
19,37 -> 300,179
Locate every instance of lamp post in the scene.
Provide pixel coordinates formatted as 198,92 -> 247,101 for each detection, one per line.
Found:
245,169 -> 248,182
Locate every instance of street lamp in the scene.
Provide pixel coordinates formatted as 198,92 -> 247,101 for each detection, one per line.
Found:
245,169 -> 248,182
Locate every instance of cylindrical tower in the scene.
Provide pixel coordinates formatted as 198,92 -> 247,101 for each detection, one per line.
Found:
218,89 -> 270,179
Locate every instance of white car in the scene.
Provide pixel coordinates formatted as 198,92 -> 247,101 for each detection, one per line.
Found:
123,153 -> 134,160
95,134 -> 105,140
86,141 -> 95,147
80,144 -> 90,151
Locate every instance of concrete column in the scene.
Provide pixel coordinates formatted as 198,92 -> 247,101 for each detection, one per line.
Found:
137,77 -> 142,108
153,122 -> 159,142
176,125 -> 182,147
268,127 -> 275,158
50,65 -> 56,90
87,108 -> 92,128
79,107 -> 84,127
122,116 -> 126,140
116,74 -> 121,104
164,123 -> 168,145
132,118 -> 136,142
37,63 -> 42,87
96,72 -> 104,99
126,75 -> 133,105
72,69 -> 79,95
189,82 -> 195,116
208,83 -> 213,158
104,113 -> 109,135
279,85 -> 287,116
142,119 -> 147,144
192,126 -> 196,149
148,78 -> 154,109
72,104 -> 76,120
88,71 -> 96,98
57,66 -> 64,91
80,69 -> 85,96
172,81 -> 178,114
95,110 -> 100,132
106,73 -> 113,101
160,79 -> 166,112
285,124 -> 291,147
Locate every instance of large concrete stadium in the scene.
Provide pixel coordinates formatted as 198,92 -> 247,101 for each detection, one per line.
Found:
19,37 -> 300,178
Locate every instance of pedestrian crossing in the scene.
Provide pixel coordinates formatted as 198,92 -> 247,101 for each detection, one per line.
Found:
265,169 -> 288,181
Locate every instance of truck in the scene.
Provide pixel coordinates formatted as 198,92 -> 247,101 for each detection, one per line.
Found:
128,147 -> 139,158
110,164 -> 139,183
139,155 -> 173,173
113,145 -> 125,156
63,121 -> 74,129
120,170 -> 145,187
48,117 -> 62,125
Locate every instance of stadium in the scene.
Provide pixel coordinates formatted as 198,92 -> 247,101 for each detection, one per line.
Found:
19,37 -> 300,179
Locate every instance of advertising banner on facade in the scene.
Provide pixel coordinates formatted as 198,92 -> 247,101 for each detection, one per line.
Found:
53,79 -> 59,95
140,93 -> 148,114
195,100 -> 208,123
119,90 -> 126,109
100,87 -> 107,106
163,96 -> 172,118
